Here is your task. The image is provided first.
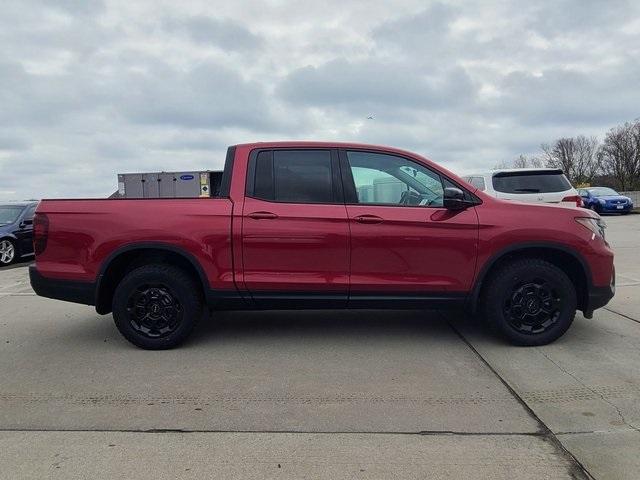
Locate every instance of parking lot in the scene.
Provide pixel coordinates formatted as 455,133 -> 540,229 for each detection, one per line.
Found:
0,214 -> 638,479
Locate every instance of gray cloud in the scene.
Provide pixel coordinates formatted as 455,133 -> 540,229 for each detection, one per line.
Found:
0,0 -> 639,201
278,59 -> 476,111
164,16 -> 262,51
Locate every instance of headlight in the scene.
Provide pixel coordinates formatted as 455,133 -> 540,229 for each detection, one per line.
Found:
576,217 -> 606,239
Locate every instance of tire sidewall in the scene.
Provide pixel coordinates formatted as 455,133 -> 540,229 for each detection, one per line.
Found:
485,260 -> 576,346
0,238 -> 16,266
112,265 -> 202,349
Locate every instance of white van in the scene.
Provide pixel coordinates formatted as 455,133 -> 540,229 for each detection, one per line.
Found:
462,169 -> 582,207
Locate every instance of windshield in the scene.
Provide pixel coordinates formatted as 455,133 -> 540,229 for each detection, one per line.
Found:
0,206 -> 24,225
588,187 -> 618,197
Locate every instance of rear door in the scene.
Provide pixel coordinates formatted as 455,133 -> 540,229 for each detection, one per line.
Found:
340,149 -> 479,302
241,148 -> 350,307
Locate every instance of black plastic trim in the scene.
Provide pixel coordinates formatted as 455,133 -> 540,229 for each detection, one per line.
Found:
95,243 -> 211,314
468,242 -> 595,314
29,266 -> 95,306
218,146 -> 236,198
245,291 -> 466,310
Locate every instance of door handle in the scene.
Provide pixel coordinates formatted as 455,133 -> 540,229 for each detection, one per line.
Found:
247,211 -> 278,220
354,214 -> 384,224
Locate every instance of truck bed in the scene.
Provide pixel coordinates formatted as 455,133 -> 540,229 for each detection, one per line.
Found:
35,198 -> 234,289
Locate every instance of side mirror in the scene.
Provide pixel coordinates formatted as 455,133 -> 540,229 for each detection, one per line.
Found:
443,187 -> 468,210
21,219 -> 33,227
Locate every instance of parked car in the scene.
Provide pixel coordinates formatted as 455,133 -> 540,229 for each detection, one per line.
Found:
0,202 -> 38,266
30,142 -> 614,349
462,169 -> 582,207
578,187 -> 634,214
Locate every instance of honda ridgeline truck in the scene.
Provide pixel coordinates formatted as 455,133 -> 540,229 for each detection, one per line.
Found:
30,142 -> 615,349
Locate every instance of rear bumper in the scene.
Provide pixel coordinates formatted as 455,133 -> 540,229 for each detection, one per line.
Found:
29,266 -> 95,306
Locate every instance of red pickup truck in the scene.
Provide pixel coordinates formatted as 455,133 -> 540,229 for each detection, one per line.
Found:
30,142 -> 615,349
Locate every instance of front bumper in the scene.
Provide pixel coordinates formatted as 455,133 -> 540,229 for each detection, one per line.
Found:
583,268 -> 615,318
29,266 -> 96,306
601,203 -> 632,212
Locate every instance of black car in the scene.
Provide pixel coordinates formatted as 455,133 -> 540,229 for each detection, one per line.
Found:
0,202 -> 38,266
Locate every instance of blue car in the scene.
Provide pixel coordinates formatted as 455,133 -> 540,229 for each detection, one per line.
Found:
578,187 -> 634,214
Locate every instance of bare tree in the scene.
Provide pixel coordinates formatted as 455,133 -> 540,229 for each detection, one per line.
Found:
541,135 -> 600,185
599,120 -> 640,191
495,155 -> 543,170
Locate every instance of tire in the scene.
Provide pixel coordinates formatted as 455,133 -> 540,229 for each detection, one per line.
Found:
112,264 -> 203,349
0,238 -> 16,266
482,258 -> 576,346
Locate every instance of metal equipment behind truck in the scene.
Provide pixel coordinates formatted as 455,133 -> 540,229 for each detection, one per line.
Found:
114,171 -> 223,198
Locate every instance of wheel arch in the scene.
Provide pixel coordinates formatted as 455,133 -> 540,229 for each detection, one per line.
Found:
95,243 -> 209,315
469,243 -> 592,315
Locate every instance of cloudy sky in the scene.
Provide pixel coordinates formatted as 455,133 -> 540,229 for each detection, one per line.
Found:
1,0 -> 639,200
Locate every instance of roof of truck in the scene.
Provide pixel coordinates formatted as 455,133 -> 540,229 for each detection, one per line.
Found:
234,141 -> 425,158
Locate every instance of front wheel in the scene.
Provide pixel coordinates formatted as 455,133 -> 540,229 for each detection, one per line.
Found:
0,239 -> 16,266
112,264 -> 203,349
482,259 -> 576,346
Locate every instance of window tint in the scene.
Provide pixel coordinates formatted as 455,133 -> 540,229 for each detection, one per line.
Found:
254,151 -> 274,200
251,150 -> 334,203
492,172 -> 571,194
346,151 -> 444,207
468,176 -> 486,191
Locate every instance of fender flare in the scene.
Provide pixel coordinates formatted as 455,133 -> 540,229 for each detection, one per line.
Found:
468,242 -> 593,313
95,242 -> 209,314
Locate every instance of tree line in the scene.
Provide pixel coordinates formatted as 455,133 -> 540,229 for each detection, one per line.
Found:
496,118 -> 640,191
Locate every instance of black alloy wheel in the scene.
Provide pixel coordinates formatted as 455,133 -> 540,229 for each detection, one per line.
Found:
482,258 -> 576,346
112,264 -> 203,349
503,279 -> 561,334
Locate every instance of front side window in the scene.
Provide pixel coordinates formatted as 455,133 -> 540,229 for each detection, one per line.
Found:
251,149 -> 334,203
346,151 -> 444,207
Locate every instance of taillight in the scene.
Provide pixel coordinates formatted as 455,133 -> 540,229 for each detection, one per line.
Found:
33,213 -> 49,256
562,195 -> 583,207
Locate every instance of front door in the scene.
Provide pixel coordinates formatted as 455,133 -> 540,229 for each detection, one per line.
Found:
340,150 -> 479,302
16,205 -> 36,256
241,148 -> 349,307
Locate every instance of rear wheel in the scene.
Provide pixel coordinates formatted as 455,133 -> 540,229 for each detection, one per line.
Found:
482,259 -> 576,346
112,264 -> 203,349
0,239 -> 16,266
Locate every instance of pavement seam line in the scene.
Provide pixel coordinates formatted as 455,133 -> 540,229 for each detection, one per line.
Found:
0,428 -> 546,436
444,316 -> 594,480
604,306 -> 640,325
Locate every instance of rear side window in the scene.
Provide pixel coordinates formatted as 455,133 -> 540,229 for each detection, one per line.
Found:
492,172 -> 571,194
250,149 -> 335,203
